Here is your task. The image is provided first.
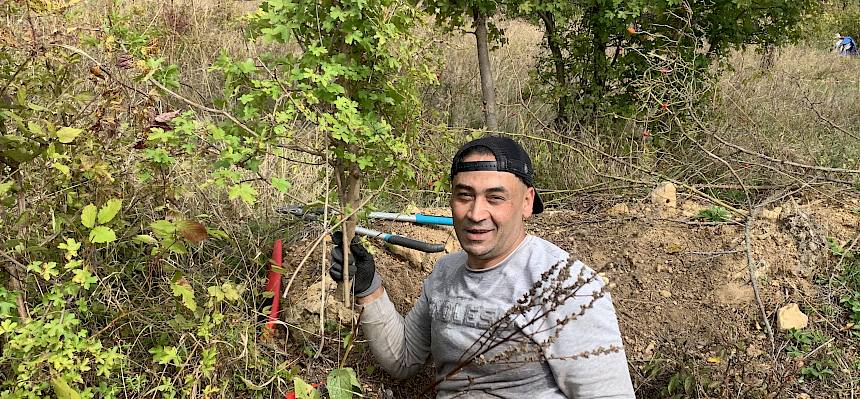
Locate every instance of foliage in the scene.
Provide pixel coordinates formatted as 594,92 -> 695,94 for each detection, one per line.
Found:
0,2 -> 290,397
639,355 -> 717,399
785,328 -> 829,358
422,0 -> 508,45
515,0 -> 818,125
696,206 -> 731,222
208,0 -> 435,199
833,246 -> 860,334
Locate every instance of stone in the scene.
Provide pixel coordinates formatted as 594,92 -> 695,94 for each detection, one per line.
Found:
608,203 -> 630,216
387,243 -> 425,268
598,272 -> 610,286
659,289 -> 672,298
294,274 -> 354,324
760,206 -> 782,221
650,182 -> 677,208
777,303 -> 809,331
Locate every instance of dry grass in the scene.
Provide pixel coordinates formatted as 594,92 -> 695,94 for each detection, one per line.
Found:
714,46 -> 860,171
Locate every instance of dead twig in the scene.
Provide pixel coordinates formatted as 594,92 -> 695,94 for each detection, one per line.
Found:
744,217 -> 774,349
711,132 -> 860,175
797,81 -> 860,142
0,250 -> 30,322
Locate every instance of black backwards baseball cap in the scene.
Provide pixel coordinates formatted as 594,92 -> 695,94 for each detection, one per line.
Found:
450,136 -> 544,214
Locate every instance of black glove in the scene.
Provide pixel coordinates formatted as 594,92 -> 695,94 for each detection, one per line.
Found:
330,232 -> 382,298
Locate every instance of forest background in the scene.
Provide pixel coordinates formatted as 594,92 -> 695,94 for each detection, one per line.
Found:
2,0 -> 860,397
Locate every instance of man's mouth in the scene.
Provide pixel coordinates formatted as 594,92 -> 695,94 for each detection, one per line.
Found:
464,227 -> 494,240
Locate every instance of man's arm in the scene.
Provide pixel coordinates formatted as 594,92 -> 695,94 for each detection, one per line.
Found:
359,284 -> 432,379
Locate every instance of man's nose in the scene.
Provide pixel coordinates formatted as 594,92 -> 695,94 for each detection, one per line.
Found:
466,197 -> 489,222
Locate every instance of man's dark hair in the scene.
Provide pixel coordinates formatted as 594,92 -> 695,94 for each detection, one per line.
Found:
459,145 -> 495,160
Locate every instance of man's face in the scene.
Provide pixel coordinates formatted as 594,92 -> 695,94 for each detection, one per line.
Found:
450,153 -> 535,269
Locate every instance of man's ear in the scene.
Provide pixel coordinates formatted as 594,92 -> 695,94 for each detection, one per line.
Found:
522,186 -> 535,219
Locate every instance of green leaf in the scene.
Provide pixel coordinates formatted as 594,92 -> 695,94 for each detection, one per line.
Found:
222,282 -> 240,301
162,237 -> 187,254
58,238 -> 81,260
51,377 -> 82,399
150,220 -> 176,237
228,183 -> 258,205
97,198 -> 123,224
89,226 -> 117,243
56,127 -> 83,144
327,368 -> 360,399
207,285 -> 225,302
293,377 -> 320,399
0,181 -> 12,196
171,273 -> 197,312
149,345 -> 182,367
271,177 -> 292,193
72,268 -> 98,289
81,204 -> 97,228
52,162 -> 71,176
133,234 -> 159,245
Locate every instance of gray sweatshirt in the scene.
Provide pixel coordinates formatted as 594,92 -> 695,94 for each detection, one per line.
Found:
360,235 -> 635,398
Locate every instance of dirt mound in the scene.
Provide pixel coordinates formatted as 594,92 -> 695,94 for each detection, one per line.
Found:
276,194 -> 860,397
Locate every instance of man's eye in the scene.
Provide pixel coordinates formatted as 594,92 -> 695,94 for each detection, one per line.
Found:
489,196 -> 505,203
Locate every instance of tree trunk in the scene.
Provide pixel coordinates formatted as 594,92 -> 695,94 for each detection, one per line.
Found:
760,44 -> 776,70
587,4 -> 608,120
472,7 -> 499,131
538,10 -> 569,130
334,155 -> 362,304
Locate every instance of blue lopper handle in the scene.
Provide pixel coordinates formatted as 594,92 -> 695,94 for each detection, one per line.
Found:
414,214 -> 454,226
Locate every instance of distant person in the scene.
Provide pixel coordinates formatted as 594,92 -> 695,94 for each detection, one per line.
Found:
330,136 -> 635,398
834,33 -> 858,56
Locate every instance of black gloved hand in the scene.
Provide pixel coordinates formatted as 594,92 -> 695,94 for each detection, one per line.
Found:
330,232 -> 382,298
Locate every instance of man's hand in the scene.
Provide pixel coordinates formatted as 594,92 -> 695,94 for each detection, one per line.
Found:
330,232 -> 382,298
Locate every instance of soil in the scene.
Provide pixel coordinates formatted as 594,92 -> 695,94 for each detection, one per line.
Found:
275,190 -> 860,398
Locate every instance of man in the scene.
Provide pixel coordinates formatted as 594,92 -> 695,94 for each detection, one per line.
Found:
331,136 -> 635,398
834,33 -> 858,56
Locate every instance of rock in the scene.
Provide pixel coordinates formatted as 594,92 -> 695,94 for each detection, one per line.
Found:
797,393 -> 810,399
387,243 -> 425,268
777,303 -> 809,331
760,206 -> 782,221
598,272 -> 610,286
643,341 -> 656,357
293,274 -> 355,325
608,203 -> 630,216
650,182 -> 677,208
659,289 -> 672,298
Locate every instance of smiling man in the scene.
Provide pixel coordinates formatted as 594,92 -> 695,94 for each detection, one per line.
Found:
330,136 -> 635,398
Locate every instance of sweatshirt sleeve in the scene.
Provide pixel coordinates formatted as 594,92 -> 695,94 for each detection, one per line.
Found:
359,285 -> 432,379
525,260 -> 635,398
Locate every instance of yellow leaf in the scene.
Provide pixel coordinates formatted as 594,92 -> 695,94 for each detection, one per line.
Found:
51,377 -> 81,399
53,162 -> 71,176
56,126 -> 82,144
706,356 -> 721,364
81,204 -> 97,228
